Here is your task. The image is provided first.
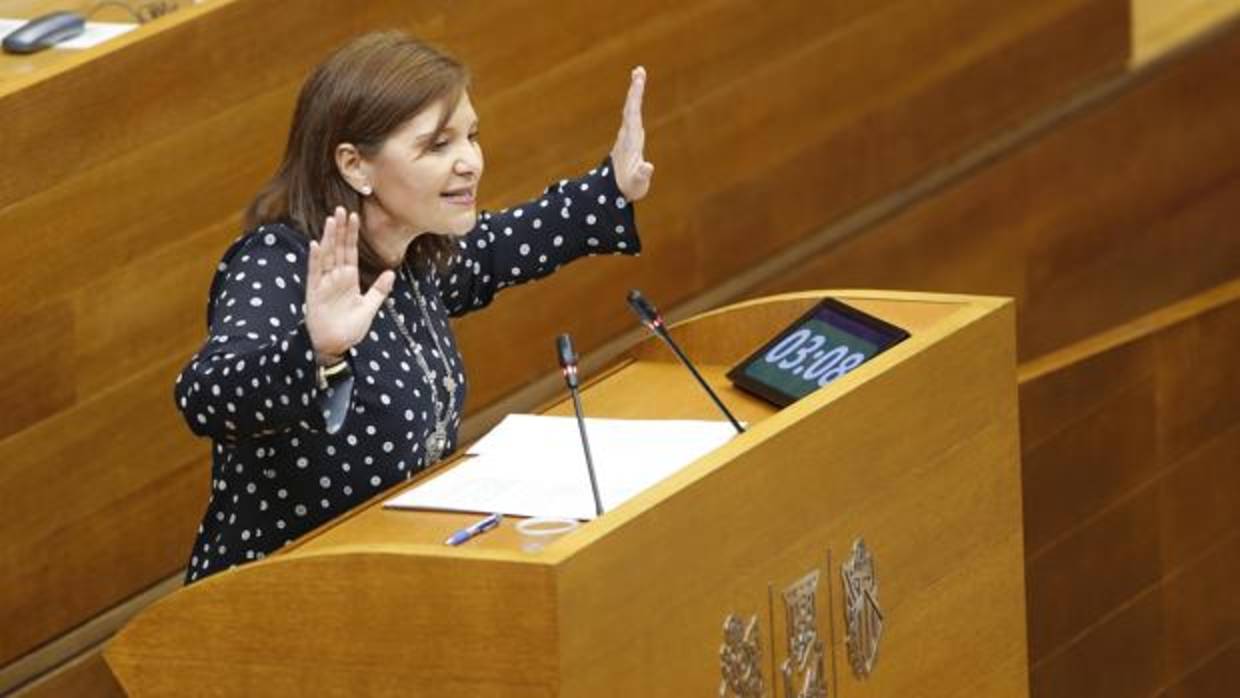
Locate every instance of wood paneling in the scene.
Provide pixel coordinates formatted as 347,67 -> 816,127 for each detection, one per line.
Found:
457,0 -> 1129,409
751,22 -> 1240,363
105,292 -> 1031,697
0,0 -> 1129,678
0,301 -> 76,440
1132,0 -> 1240,66
1,0 -> 1234,696
2,0 -> 436,207
0,356 -> 206,666
1020,285 -> 1240,697
1156,288 -> 1240,464
1161,642 -> 1240,698
1020,353 -> 1159,555
1029,533 -> 1239,698
12,648 -> 124,698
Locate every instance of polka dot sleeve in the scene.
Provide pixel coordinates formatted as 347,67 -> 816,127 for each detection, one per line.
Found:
435,156 -> 640,316
174,226 -> 327,440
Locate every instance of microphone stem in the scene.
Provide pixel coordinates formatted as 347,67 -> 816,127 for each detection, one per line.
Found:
570,387 -> 604,516
657,330 -> 746,434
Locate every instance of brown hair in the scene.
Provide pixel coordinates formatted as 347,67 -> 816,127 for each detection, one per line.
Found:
246,31 -> 469,281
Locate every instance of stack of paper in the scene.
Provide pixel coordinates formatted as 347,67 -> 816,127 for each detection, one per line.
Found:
383,414 -> 739,520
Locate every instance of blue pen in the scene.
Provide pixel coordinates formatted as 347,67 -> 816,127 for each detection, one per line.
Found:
444,513 -> 503,546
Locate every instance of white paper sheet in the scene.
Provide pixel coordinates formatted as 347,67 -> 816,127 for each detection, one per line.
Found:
384,415 -> 739,520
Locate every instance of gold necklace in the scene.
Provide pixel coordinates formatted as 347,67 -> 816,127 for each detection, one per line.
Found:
385,264 -> 457,464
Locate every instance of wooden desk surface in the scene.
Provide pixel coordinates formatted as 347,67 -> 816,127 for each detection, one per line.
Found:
287,290 -> 974,561
0,0 -> 214,90
293,361 -> 777,558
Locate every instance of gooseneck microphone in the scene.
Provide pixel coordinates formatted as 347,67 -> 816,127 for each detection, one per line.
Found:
556,334 -> 604,517
626,289 -> 745,434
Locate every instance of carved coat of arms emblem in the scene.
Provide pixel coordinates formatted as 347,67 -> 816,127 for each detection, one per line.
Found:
719,614 -> 765,698
780,570 -> 828,698
841,538 -> 883,678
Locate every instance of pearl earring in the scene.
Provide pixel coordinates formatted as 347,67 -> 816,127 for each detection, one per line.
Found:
360,184 -> 373,196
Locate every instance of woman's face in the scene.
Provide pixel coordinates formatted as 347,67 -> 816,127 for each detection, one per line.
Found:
363,92 -> 484,238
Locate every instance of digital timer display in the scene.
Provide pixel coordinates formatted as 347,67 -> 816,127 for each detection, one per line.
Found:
727,299 -> 909,407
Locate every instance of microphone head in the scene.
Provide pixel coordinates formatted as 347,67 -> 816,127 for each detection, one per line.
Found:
556,333 -> 577,369
556,333 -> 581,388
626,289 -> 662,328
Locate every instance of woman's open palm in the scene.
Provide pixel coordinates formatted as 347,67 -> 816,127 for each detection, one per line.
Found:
610,66 -> 654,202
305,207 -> 395,364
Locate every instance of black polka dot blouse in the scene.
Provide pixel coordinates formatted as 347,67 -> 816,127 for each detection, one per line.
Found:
176,158 -> 639,583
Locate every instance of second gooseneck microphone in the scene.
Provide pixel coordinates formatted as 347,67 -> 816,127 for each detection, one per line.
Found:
556,334 -> 604,517
627,289 -> 745,434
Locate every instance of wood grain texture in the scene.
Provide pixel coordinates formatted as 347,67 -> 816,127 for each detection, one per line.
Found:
751,21 -> 1240,363
11,647 -> 125,698
105,291 -> 1029,697
1020,345 -> 1159,555
1160,641 -> 1240,698
0,357 -> 206,666
456,0 -> 1130,409
113,554 -> 562,696
1132,0 -> 1240,66
1029,532 -> 1239,698
1020,283 -> 1240,697
0,0 -> 1129,675
0,301 -> 75,440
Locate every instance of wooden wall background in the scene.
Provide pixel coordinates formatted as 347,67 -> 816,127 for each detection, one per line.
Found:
0,0 -> 1234,695
749,6 -> 1240,696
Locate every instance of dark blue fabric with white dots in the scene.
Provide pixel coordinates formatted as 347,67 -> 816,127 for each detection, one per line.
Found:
176,159 -> 638,583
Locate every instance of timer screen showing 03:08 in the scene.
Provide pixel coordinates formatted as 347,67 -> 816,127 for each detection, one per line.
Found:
742,318 -> 874,393
727,298 -> 909,407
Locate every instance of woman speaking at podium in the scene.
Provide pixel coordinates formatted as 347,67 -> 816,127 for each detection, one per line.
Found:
174,32 -> 653,583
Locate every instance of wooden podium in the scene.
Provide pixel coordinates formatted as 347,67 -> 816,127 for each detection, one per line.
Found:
105,290 -> 1029,697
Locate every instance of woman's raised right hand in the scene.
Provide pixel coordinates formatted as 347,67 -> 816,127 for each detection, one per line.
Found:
305,207 -> 395,365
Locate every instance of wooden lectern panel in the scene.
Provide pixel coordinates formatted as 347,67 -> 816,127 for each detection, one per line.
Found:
106,291 -> 1027,697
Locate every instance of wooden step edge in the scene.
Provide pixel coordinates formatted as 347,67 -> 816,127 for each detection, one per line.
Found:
1132,0 -> 1240,68
0,575 -> 181,695
1017,277 -> 1240,384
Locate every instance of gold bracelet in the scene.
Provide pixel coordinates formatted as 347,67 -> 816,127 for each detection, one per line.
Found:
316,358 -> 350,390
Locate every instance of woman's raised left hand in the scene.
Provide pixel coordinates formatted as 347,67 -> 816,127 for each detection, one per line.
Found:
610,66 -> 654,202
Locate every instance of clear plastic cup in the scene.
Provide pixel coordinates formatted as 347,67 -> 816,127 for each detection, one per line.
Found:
515,517 -> 580,553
